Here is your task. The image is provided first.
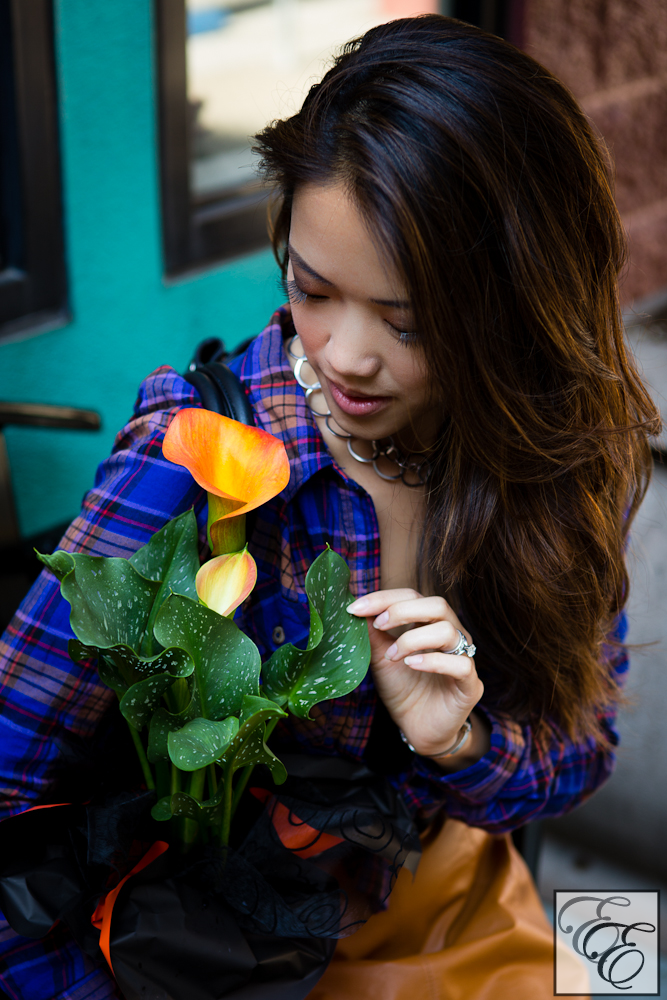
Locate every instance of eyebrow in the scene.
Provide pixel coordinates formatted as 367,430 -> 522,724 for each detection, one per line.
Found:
287,242 -> 411,310
288,244 -> 332,285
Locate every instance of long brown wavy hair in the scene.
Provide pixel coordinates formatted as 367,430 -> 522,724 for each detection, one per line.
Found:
254,15 -> 660,745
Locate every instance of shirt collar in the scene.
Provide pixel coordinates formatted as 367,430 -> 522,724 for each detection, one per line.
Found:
230,306 -> 335,504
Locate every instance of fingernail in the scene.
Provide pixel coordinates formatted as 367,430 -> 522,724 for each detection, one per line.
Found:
347,597 -> 369,614
385,643 -> 398,660
373,611 -> 389,629
404,655 -> 423,666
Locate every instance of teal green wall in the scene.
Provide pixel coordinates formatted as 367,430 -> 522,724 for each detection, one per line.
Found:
0,1 -> 281,539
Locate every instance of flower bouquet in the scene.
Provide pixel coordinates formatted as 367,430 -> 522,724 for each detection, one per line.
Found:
0,409 -> 420,1000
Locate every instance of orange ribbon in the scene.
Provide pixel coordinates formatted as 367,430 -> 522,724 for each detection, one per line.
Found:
91,840 -> 169,974
8,801 -> 84,816
250,788 -> 343,859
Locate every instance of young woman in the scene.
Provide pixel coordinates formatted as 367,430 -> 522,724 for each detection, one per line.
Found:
0,15 -> 658,1000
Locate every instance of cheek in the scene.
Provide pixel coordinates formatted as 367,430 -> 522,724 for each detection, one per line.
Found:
391,350 -> 429,398
291,307 -> 328,360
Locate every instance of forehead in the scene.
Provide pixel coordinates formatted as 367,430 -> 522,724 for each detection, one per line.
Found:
290,182 -> 406,298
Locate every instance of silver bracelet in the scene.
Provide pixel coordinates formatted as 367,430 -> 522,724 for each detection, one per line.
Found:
400,718 -> 473,759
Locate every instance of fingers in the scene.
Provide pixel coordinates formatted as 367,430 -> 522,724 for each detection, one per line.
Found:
347,589 -> 423,618
348,592 -> 455,630
373,596 -> 455,632
348,590 -> 476,680
401,651 -> 477,680
348,591 -> 472,645
383,620 -> 461,660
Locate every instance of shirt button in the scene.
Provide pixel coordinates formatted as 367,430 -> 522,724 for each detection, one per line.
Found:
272,625 -> 286,645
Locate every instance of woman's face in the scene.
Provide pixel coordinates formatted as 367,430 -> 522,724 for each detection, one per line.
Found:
287,182 -> 440,448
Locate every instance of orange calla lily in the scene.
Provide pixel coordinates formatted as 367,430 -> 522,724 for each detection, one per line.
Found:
196,548 -> 257,618
163,409 -> 290,518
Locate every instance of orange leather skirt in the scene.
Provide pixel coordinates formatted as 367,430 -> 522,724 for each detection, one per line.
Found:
307,817 -> 589,1000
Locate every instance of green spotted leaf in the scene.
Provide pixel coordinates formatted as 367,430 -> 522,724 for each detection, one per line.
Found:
38,512 -> 199,665
154,593 -> 261,721
98,643 -> 194,699
239,694 -> 287,727
169,791 -> 204,820
261,548 -> 370,718
129,509 -> 199,601
68,638 -> 98,664
148,705 -> 189,763
222,721 -> 287,785
167,716 -> 239,771
218,694 -> 288,783
39,550 -> 76,582
38,549 -> 164,657
151,795 -> 174,822
152,789 -> 223,827
120,673 -> 184,730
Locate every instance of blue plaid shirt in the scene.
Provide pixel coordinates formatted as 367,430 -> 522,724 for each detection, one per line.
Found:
0,307 -> 627,999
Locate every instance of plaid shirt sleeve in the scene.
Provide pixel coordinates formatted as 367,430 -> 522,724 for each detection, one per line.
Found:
0,366 -> 206,1000
394,616 -> 628,833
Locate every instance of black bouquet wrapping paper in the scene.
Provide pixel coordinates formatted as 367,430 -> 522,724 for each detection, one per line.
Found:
0,754 -> 421,1000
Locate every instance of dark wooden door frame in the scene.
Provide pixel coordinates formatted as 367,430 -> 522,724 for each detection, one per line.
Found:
155,0 -> 271,276
0,0 -> 68,338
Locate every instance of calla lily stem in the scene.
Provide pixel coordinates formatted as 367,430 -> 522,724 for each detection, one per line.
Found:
127,720 -> 155,791
221,765 -> 234,847
208,763 -> 218,796
183,767 -> 207,846
229,717 -> 281,821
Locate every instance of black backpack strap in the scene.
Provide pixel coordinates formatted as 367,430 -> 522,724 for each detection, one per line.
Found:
187,335 -> 256,372
183,361 -> 255,427
183,356 -> 259,544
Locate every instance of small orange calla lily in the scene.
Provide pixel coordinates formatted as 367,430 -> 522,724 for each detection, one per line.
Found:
196,548 -> 257,618
163,409 -> 290,518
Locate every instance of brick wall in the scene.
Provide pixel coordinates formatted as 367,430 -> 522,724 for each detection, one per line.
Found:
523,0 -> 667,306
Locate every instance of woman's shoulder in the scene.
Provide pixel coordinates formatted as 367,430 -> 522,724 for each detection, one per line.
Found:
129,307 -> 293,428
227,305 -> 294,390
132,364 -> 200,420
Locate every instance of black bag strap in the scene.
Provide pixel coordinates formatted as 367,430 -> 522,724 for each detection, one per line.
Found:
183,362 -> 255,427
182,343 -> 259,541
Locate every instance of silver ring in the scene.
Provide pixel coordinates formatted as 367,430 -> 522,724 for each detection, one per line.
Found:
446,628 -> 476,658
293,355 -> 318,391
325,414 -> 352,439
347,438 -> 374,464
372,459 -> 402,481
372,441 -> 403,481
286,334 -> 305,361
305,390 -> 330,416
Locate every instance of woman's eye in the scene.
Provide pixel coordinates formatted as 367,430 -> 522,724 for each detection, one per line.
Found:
285,278 -> 327,305
386,320 -> 418,347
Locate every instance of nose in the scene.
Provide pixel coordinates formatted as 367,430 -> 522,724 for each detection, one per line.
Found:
322,308 -> 381,381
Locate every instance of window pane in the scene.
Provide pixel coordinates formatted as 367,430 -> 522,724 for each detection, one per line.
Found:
186,0 -> 439,199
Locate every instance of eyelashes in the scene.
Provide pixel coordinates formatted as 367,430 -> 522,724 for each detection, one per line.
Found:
284,278 -> 311,306
283,276 -> 418,346
395,329 -> 418,347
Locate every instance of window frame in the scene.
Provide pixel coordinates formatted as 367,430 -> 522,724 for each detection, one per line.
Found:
155,0 -> 524,277
155,0 -> 272,276
0,0 -> 67,340
450,0 -> 524,45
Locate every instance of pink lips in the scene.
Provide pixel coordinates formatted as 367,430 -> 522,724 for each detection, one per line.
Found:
327,379 -> 391,417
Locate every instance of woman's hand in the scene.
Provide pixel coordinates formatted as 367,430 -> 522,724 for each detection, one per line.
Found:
347,589 -> 487,765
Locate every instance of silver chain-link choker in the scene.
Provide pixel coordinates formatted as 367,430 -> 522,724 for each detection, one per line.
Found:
287,335 -> 431,487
